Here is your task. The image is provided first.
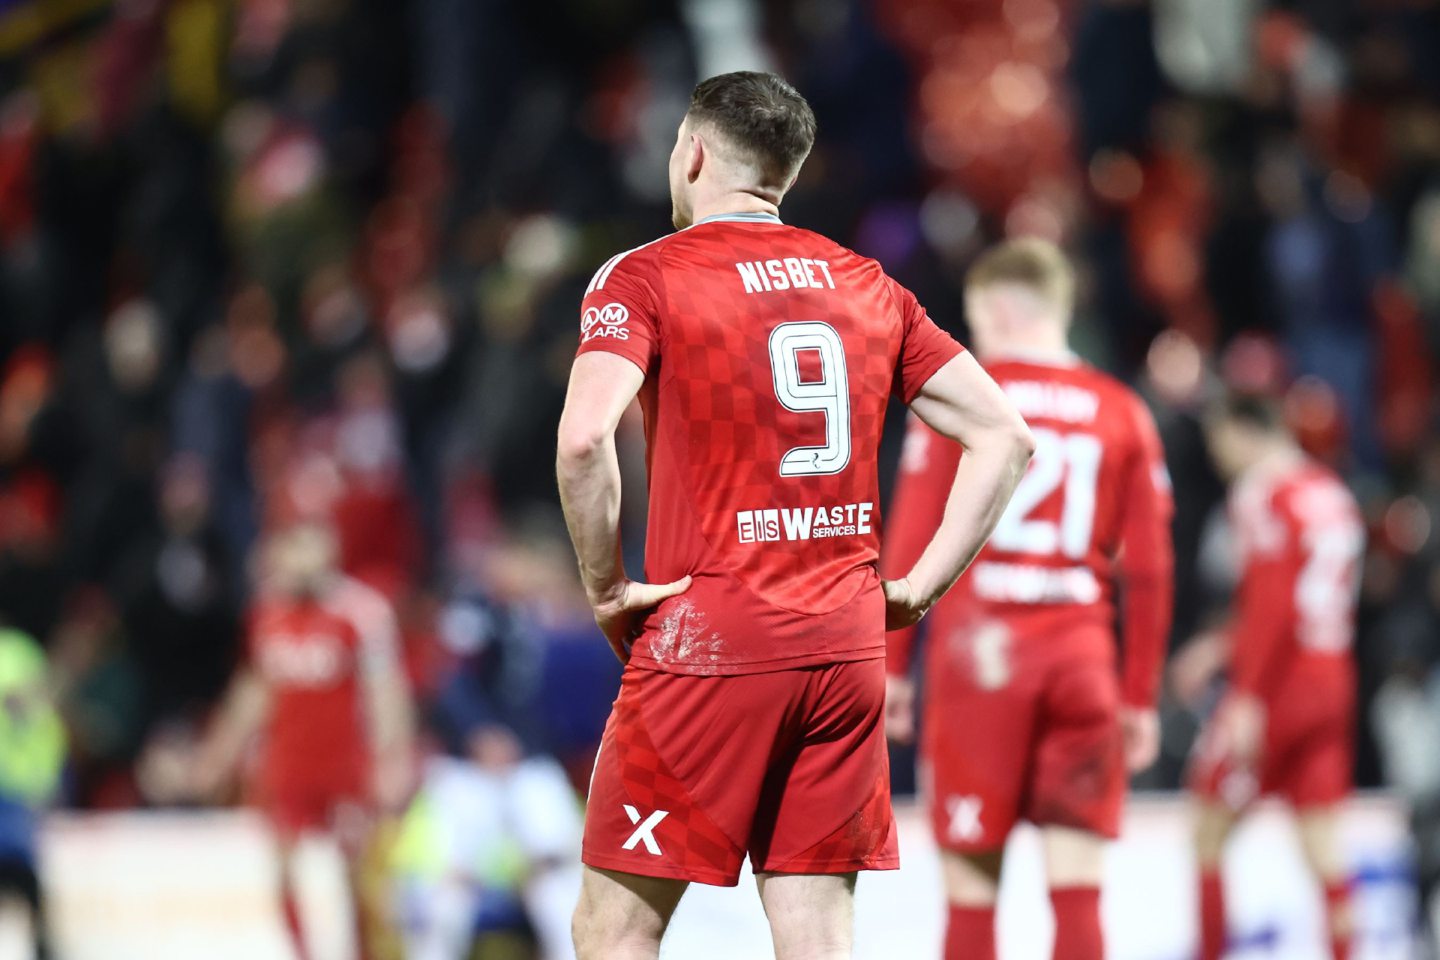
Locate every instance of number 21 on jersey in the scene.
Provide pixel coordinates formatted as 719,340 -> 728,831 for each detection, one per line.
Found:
990,427 -> 1102,559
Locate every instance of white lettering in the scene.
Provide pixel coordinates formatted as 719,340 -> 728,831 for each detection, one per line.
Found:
736,258 -> 837,294
781,507 -> 815,540
734,502 -> 874,543
1001,381 -> 1100,424
766,260 -> 791,290
737,261 -> 764,294
970,561 -> 1101,605
800,258 -> 821,288
785,258 -> 809,289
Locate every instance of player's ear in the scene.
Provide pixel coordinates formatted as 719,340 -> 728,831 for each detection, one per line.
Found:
687,133 -> 705,183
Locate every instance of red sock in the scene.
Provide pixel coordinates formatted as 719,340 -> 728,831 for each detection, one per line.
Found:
946,903 -> 997,960
281,885 -> 308,960
1050,886 -> 1103,960
1199,868 -> 1226,960
1323,880 -> 1351,960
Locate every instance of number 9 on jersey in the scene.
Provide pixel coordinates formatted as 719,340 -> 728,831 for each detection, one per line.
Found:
768,321 -> 852,477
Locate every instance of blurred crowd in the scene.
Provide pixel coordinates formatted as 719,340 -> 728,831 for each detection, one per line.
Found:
0,0 -> 1437,945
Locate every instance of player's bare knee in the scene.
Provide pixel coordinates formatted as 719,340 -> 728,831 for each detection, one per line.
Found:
1042,826 -> 1106,889
1296,808 -> 1345,881
943,850 -> 1003,906
572,902 -> 665,960
1191,803 -> 1233,868
572,868 -> 678,959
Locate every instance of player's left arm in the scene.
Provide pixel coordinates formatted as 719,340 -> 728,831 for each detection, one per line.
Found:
557,355 -> 689,663
879,415 -> 961,743
882,278 -> 1034,627
892,351 -> 1035,626
1115,396 -> 1176,771
354,589 -> 417,812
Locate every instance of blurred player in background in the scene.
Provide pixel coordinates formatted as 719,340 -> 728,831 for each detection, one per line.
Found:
556,72 -> 1033,959
196,522 -> 416,960
1184,395 -> 1365,960
883,239 -> 1175,960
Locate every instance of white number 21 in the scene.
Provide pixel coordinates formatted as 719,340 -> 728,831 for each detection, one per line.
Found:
768,321 -> 852,476
990,427 -> 1102,559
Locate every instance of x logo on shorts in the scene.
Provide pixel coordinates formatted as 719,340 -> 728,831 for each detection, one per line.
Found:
947,795 -> 983,843
622,804 -> 669,855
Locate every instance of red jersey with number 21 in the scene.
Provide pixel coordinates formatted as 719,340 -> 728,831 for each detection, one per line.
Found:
884,358 -> 1175,708
575,212 -> 962,675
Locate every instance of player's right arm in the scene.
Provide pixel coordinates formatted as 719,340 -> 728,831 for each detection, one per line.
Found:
557,256 -> 690,663
1217,486 -> 1295,762
887,349 -> 1035,628
192,666 -> 271,799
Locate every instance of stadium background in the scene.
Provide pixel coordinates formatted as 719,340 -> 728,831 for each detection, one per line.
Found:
0,0 -> 1437,957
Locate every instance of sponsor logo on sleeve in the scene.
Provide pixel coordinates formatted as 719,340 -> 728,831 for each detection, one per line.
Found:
581,302 -> 631,343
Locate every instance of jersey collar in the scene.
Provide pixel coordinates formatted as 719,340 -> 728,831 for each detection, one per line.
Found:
986,349 -> 1082,368
694,212 -> 783,226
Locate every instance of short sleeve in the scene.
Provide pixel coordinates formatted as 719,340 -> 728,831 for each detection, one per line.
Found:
576,254 -> 661,375
888,277 -> 964,402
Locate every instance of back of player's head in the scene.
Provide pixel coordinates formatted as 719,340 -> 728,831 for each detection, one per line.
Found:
1211,390 -> 1285,434
965,237 -> 1076,316
686,72 -> 817,185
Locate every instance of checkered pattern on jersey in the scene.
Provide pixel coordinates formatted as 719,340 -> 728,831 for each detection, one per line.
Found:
588,682 -> 742,881
654,225 -> 900,614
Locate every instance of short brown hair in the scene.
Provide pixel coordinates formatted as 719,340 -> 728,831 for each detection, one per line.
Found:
966,238 -> 1076,314
687,72 -> 817,183
1211,390 -> 1285,433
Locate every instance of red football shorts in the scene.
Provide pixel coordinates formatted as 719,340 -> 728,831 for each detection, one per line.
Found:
582,658 -> 899,886
1188,666 -> 1353,811
254,765 -> 370,848
921,619 -> 1125,853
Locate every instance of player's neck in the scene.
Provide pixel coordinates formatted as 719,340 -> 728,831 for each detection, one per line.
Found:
688,191 -> 780,226
1251,439 -> 1305,477
979,335 -> 1073,365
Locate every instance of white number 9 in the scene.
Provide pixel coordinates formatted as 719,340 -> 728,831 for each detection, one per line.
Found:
768,321 -> 852,476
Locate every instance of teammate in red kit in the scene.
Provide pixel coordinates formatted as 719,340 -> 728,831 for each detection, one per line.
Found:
196,522 -> 416,959
555,72 -> 1034,959
1185,394 -> 1364,960
882,239 -> 1175,960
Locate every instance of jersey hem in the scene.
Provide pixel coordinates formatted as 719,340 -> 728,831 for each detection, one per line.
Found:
627,647 -> 885,677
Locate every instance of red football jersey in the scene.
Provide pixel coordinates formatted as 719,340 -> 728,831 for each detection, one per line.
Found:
1226,454 -> 1364,700
575,212 -> 962,674
884,357 -> 1175,708
247,576 -> 399,792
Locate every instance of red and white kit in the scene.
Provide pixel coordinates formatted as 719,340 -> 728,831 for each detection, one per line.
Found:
1189,456 -> 1364,810
576,211 -> 962,885
885,357 -> 1174,852
246,576 -> 399,837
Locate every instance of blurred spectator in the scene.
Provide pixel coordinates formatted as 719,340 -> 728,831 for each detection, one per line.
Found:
0,0 -> 1432,952
0,627 -> 64,960
391,724 -> 581,960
